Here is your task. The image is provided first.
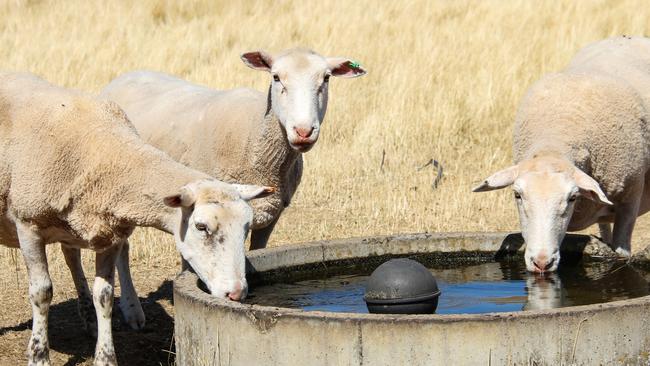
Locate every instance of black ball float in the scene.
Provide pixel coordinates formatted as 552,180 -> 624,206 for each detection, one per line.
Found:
364,258 -> 441,314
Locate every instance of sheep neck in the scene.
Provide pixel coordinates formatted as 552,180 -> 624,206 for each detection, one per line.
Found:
249,86 -> 301,184
110,146 -> 207,235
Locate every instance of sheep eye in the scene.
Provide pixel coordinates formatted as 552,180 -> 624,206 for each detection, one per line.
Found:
568,195 -> 577,203
323,75 -> 330,83
514,192 -> 521,200
273,75 -> 280,82
195,222 -> 208,232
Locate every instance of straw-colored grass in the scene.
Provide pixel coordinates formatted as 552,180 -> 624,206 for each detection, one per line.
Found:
1,0 -> 650,264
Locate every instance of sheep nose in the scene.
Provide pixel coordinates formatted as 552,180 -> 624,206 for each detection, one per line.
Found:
226,282 -> 246,301
532,257 -> 555,272
294,126 -> 314,139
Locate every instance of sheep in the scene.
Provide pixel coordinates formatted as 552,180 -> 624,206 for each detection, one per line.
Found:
101,48 -> 366,249
92,48 -> 365,329
473,36 -> 650,273
0,72 -> 271,366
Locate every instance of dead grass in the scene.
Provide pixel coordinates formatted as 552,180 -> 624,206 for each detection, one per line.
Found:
1,0 -> 650,363
0,0 -> 649,253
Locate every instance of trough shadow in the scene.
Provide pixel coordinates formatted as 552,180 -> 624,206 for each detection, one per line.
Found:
0,280 -> 175,366
494,233 -> 526,260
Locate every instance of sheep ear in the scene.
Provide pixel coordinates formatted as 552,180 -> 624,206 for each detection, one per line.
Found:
241,51 -> 274,72
164,187 -> 196,208
232,184 -> 276,201
573,169 -> 613,205
327,58 -> 367,78
473,165 -> 519,192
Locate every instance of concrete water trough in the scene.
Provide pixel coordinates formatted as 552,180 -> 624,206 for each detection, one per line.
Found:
173,232 -> 650,366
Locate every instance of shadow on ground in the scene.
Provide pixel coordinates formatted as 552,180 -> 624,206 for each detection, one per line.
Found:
0,280 -> 175,366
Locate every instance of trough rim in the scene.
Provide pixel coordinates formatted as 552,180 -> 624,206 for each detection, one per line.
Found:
174,231 -> 650,324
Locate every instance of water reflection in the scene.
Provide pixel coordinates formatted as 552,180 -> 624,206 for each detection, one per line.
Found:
522,261 -> 650,310
246,260 -> 650,314
522,274 -> 564,311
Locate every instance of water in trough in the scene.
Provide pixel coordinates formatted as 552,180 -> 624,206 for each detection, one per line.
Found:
246,260 -> 650,314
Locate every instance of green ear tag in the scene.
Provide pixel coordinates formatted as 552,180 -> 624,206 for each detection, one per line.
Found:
349,61 -> 361,69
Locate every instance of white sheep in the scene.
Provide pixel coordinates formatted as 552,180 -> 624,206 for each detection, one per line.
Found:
474,36 -> 650,273
100,48 -> 366,249
93,48 -> 365,329
0,72 -> 271,365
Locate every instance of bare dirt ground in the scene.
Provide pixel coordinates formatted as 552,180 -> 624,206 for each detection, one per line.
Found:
0,242 -> 180,366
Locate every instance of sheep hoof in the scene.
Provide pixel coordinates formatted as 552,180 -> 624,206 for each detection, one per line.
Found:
615,247 -> 631,258
119,299 -> 145,330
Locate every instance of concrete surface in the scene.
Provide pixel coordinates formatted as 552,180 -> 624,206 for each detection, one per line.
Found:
174,232 -> 650,366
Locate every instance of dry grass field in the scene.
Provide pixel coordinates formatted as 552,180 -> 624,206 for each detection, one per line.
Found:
2,0 -> 650,364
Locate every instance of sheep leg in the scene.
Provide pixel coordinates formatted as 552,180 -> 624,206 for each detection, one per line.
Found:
250,217 -> 279,250
612,199 -> 641,257
598,223 -> 613,245
61,246 -> 96,336
116,241 -> 145,330
17,223 -> 52,366
92,244 -> 121,366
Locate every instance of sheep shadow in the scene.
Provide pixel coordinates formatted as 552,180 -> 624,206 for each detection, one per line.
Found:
0,280 -> 175,366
